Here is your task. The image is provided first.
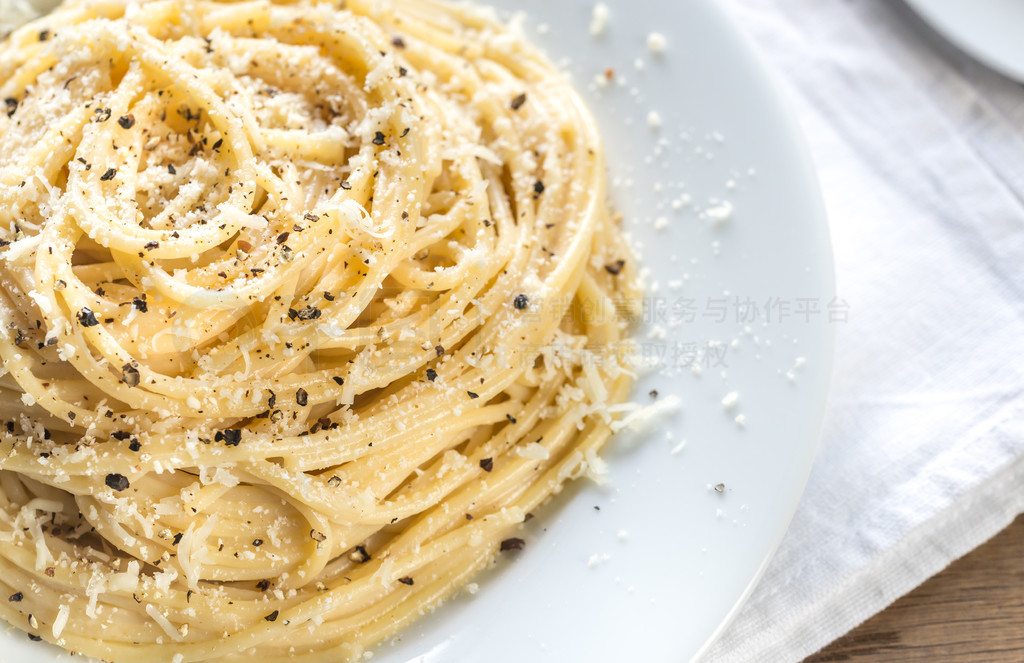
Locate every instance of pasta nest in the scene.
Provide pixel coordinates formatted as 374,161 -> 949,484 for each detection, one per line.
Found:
0,0 -> 639,660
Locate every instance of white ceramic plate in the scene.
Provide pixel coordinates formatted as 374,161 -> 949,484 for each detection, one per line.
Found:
903,0 -> 1024,83
1,1 -> 834,661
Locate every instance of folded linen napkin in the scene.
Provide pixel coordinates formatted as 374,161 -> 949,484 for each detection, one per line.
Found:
705,1 -> 1024,661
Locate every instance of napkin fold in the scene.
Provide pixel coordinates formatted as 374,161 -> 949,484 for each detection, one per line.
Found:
705,1 -> 1024,661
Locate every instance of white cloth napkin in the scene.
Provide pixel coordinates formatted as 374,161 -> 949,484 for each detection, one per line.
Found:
704,1 -> 1024,661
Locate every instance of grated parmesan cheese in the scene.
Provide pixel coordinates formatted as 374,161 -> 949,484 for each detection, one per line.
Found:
178,515 -> 218,591
589,3 -> 609,36
51,603 -> 69,639
647,32 -> 667,54
706,200 -> 734,225
146,604 -> 184,641
583,448 -> 609,484
518,442 -> 550,460
610,394 -> 681,432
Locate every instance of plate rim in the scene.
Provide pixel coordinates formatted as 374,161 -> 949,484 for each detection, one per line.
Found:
903,0 -> 1024,83
689,2 -> 837,658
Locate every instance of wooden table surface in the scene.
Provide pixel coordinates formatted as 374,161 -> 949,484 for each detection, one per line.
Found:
805,515 -> 1024,662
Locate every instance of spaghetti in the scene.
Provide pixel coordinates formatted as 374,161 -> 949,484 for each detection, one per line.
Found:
0,0 -> 640,660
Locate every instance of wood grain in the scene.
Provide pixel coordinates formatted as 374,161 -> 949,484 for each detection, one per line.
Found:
805,515 -> 1024,662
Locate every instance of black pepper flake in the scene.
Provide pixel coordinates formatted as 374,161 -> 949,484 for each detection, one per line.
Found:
506,414 -> 517,424
172,532 -> 183,545
649,389 -> 659,399
264,610 -> 279,622
27,634 -> 41,642
94,107 -> 111,122
252,538 -> 263,547
401,127 -> 410,138
714,483 -> 726,493
533,180 -> 545,195
500,537 -> 525,552
510,93 -> 527,110
128,439 -> 141,452
425,368 -> 437,381
309,529 -> 326,542
8,592 -> 22,602
77,308 -> 99,327
212,138 -> 223,151
513,294 -> 529,310
167,164 -> 176,175
100,167 -> 117,181
391,35 -> 405,48
479,457 -> 493,472
38,29 -> 49,41
340,180 -> 351,190
4,98 -> 17,117
352,545 -> 370,563
105,473 -> 130,491
220,429 -> 242,446
604,259 -> 626,275
435,345 -> 445,357
144,241 -> 159,250
323,291 -> 335,301
331,377 -> 344,386
372,131 -> 386,146
256,579 -> 270,591
117,114 -> 135,129
467,391 -> 479,399
296,388 -> 308,406
267,390 -> 277,408
121,363 -> 140,387
295,306 -> 321,320
397,577 -> 414,586
132,296 -> 148,312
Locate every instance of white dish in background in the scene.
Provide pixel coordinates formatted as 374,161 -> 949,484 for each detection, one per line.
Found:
903,0 -> 1024,83
0,0 -> 834,661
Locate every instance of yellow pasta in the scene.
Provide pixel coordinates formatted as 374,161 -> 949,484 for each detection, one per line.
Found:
0,0 -> 640,660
